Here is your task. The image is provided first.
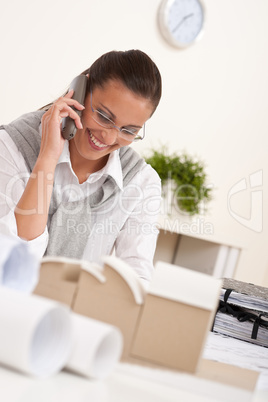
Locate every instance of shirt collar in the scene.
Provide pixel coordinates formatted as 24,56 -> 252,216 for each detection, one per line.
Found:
99,149 -> 123,190
58,140 -> 71,164
58,141 -> 124,190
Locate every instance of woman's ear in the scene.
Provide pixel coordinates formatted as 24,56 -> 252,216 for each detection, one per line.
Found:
85,73 -> 91,92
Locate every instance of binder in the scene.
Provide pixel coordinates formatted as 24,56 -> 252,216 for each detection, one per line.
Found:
213,278 -> 268,347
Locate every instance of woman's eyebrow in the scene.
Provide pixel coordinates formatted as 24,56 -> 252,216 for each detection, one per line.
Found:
99,102 -> 142,129
99,103 -> 116,120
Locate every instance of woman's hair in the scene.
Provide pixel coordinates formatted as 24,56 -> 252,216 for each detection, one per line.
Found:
40,50 -> 161,114
82,49 -> 162,115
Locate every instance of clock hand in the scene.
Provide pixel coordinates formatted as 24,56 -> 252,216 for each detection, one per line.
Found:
172,13 -> 194,34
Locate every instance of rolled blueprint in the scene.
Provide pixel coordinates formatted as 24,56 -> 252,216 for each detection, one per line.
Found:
66,313 -> 123,379
0,287 -> 72,378
0,234 -> 39,292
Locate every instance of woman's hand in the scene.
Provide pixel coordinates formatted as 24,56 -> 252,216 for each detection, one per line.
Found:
38,90 -> 85,165
15,91 -> 85,240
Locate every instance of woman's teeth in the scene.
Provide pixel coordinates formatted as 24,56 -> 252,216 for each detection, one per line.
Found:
89,131 -> 107,148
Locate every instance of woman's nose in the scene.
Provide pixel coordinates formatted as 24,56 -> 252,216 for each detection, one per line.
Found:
101,129 -> 118,145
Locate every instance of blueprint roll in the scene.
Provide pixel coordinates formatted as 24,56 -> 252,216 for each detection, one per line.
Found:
66,313 -> 123,379
0,233 -> 39,293
0,287 -> 72,378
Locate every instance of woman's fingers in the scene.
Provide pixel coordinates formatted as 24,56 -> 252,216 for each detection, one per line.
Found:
57,90 -> 85,110
41,90 -> 86,147
65,89 -> 74,98
50,101 -> 84,129
65,105 -> 84,129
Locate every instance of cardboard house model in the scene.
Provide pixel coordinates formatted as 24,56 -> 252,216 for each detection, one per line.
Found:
34,255 -> 222,373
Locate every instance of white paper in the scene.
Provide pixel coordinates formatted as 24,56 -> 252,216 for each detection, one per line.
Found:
0,234 -> 40,292
0,287 -> 72,378
213,311 -> 268,347
219,288 -> 268,313
203,332 -> 268,390
66,313 -> 123,379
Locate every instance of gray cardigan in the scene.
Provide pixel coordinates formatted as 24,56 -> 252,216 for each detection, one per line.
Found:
1,111 -> 145,258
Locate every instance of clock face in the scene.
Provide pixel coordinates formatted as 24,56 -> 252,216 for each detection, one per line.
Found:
159,0 -> 205,48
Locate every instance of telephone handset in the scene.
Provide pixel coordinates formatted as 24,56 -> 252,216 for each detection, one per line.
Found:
61,75 -> 87,140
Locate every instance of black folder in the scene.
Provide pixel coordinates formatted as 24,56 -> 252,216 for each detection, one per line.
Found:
212,278 -> 268,347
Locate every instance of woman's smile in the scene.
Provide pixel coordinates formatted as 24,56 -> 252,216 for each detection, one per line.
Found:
87,129 -> 111,151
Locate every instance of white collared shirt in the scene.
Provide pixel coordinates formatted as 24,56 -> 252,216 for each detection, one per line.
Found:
0,129 -> 161,283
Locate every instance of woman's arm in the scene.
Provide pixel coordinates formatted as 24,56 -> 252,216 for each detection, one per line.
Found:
0,129 -> 47,257
14,91 -> 84,240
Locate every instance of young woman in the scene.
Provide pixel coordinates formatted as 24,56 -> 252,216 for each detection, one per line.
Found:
0,50 -> 162,284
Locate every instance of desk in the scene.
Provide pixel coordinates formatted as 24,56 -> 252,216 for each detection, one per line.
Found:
0,333 -> 267,402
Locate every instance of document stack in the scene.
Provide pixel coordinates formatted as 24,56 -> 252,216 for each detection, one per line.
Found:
213,278 -> 268,347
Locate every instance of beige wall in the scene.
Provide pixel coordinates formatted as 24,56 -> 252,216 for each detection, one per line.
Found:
1,0 -> 267,285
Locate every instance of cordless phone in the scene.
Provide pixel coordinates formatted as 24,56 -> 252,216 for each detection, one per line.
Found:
61,75 -> 87,140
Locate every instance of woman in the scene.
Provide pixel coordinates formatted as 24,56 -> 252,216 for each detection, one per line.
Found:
0,49 -> 162,284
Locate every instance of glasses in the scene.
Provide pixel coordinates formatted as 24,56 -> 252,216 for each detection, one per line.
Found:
90,92 -> 145,142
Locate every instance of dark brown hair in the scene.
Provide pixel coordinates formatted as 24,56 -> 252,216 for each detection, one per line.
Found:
41,50 -> 162,114
82,49 -> 162,115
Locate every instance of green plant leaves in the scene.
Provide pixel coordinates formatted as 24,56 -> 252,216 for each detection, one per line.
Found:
145,148 -> 212,215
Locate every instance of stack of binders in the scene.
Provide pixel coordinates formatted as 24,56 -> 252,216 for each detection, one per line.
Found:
213,278 -> 268,347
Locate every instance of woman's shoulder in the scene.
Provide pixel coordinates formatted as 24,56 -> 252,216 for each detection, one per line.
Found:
140,159 -> 162,185
118,147 -> 161,188
0,128 -> 29,172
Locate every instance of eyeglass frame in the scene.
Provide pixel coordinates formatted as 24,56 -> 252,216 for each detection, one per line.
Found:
89,91 -> 145,142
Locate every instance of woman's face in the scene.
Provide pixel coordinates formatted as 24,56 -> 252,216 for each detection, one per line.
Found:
70,79 -> 153,169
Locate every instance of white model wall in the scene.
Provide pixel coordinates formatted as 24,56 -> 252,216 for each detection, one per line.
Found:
1,0 -> 267,286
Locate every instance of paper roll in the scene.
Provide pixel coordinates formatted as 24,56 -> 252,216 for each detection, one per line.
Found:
66,313 -> 123,379
0,287 -> 72,378
0,234 -> 39,293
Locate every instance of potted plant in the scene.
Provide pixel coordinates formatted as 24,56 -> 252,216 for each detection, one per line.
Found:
144,147 -> 212,216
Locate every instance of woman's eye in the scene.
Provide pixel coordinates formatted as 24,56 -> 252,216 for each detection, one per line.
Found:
97,110 -> 112,123
125,128 -> 138,135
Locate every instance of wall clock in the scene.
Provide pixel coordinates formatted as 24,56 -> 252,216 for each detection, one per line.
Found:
158,0 -> 205,49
